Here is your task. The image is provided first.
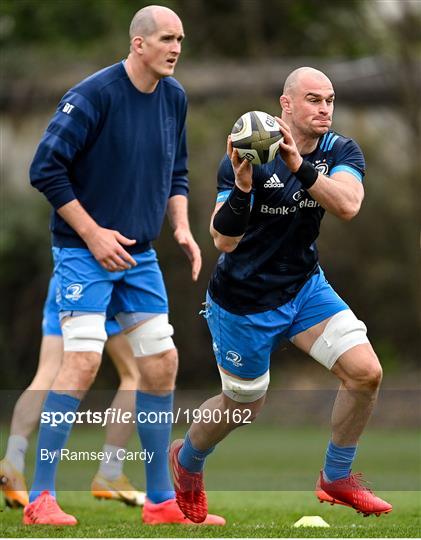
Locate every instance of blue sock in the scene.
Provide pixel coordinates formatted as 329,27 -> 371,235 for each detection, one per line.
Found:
136,391 -> 175,504
178,433 -> 214,473
323,440 -> 357,482
29,391 -> 80,502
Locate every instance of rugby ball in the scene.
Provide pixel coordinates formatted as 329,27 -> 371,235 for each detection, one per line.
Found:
231,111 -> 282,165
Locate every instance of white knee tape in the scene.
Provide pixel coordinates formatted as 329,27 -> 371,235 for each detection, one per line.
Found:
62,314 -> 107,354
126,314 -> 175,357
309,309 -> 369,369
218,366 -> 269,403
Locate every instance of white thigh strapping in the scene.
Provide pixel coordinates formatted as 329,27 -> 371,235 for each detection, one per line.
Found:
62,314 -> 107,354
218,366 -> 270,403
126,314 -> 175,357
309,309 -> 369,369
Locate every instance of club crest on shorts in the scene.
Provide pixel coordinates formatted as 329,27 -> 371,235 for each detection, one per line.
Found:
64,283 -> 84,301
226,350 -> 243,367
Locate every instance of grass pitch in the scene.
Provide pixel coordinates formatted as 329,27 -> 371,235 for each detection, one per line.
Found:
1,490 -> 419,538
1,425 -> 420,537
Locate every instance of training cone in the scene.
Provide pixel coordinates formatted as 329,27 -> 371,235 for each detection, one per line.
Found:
293,515 -> 330,528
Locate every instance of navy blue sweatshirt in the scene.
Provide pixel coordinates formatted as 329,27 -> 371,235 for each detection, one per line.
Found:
30,61 -> 189,252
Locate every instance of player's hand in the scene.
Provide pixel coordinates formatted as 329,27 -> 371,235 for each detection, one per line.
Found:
173,227 -> 202,281
227,135 -> 253,192
85,226 -> 137,272
275,117 -> 303,173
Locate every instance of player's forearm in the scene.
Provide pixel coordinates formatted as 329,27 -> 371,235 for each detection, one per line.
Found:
167,194 -> 191,232
57,200 -> 100,242
308,173 -> 364,220
210,223 -> 243,253
210,195 -> 249,253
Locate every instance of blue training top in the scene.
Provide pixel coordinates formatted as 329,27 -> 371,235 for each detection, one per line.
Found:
30,61 -> 189,252
208,131 -> 365,314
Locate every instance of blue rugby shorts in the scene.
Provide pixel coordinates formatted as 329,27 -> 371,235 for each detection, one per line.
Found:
205,268 -> 349,378
42,274 -> 122,337
51,247 -> 168,329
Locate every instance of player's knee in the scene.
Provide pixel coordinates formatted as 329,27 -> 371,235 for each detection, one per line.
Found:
113,358 -> 140,387
62,314 -> 107,354
58,351 -> 102,390
138,348 -> 178,393
309,310 -> 369,370
118,370 -> 140,390
370,362 -> 383,387
351,359 -> 383,390
221,392 -> 265,423
155,347 -> 178,381
218,367 -> 269,405
126,314 -> 175,358
73,352 -> 102,378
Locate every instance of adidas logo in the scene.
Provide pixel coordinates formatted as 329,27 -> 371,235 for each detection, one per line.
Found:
264,173 -> 284,188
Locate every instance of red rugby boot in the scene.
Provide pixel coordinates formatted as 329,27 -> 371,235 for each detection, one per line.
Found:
169,439 -> 208,523
315,474 -> 351,507
318,471 -> 392,517
23,491 -> 77,525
